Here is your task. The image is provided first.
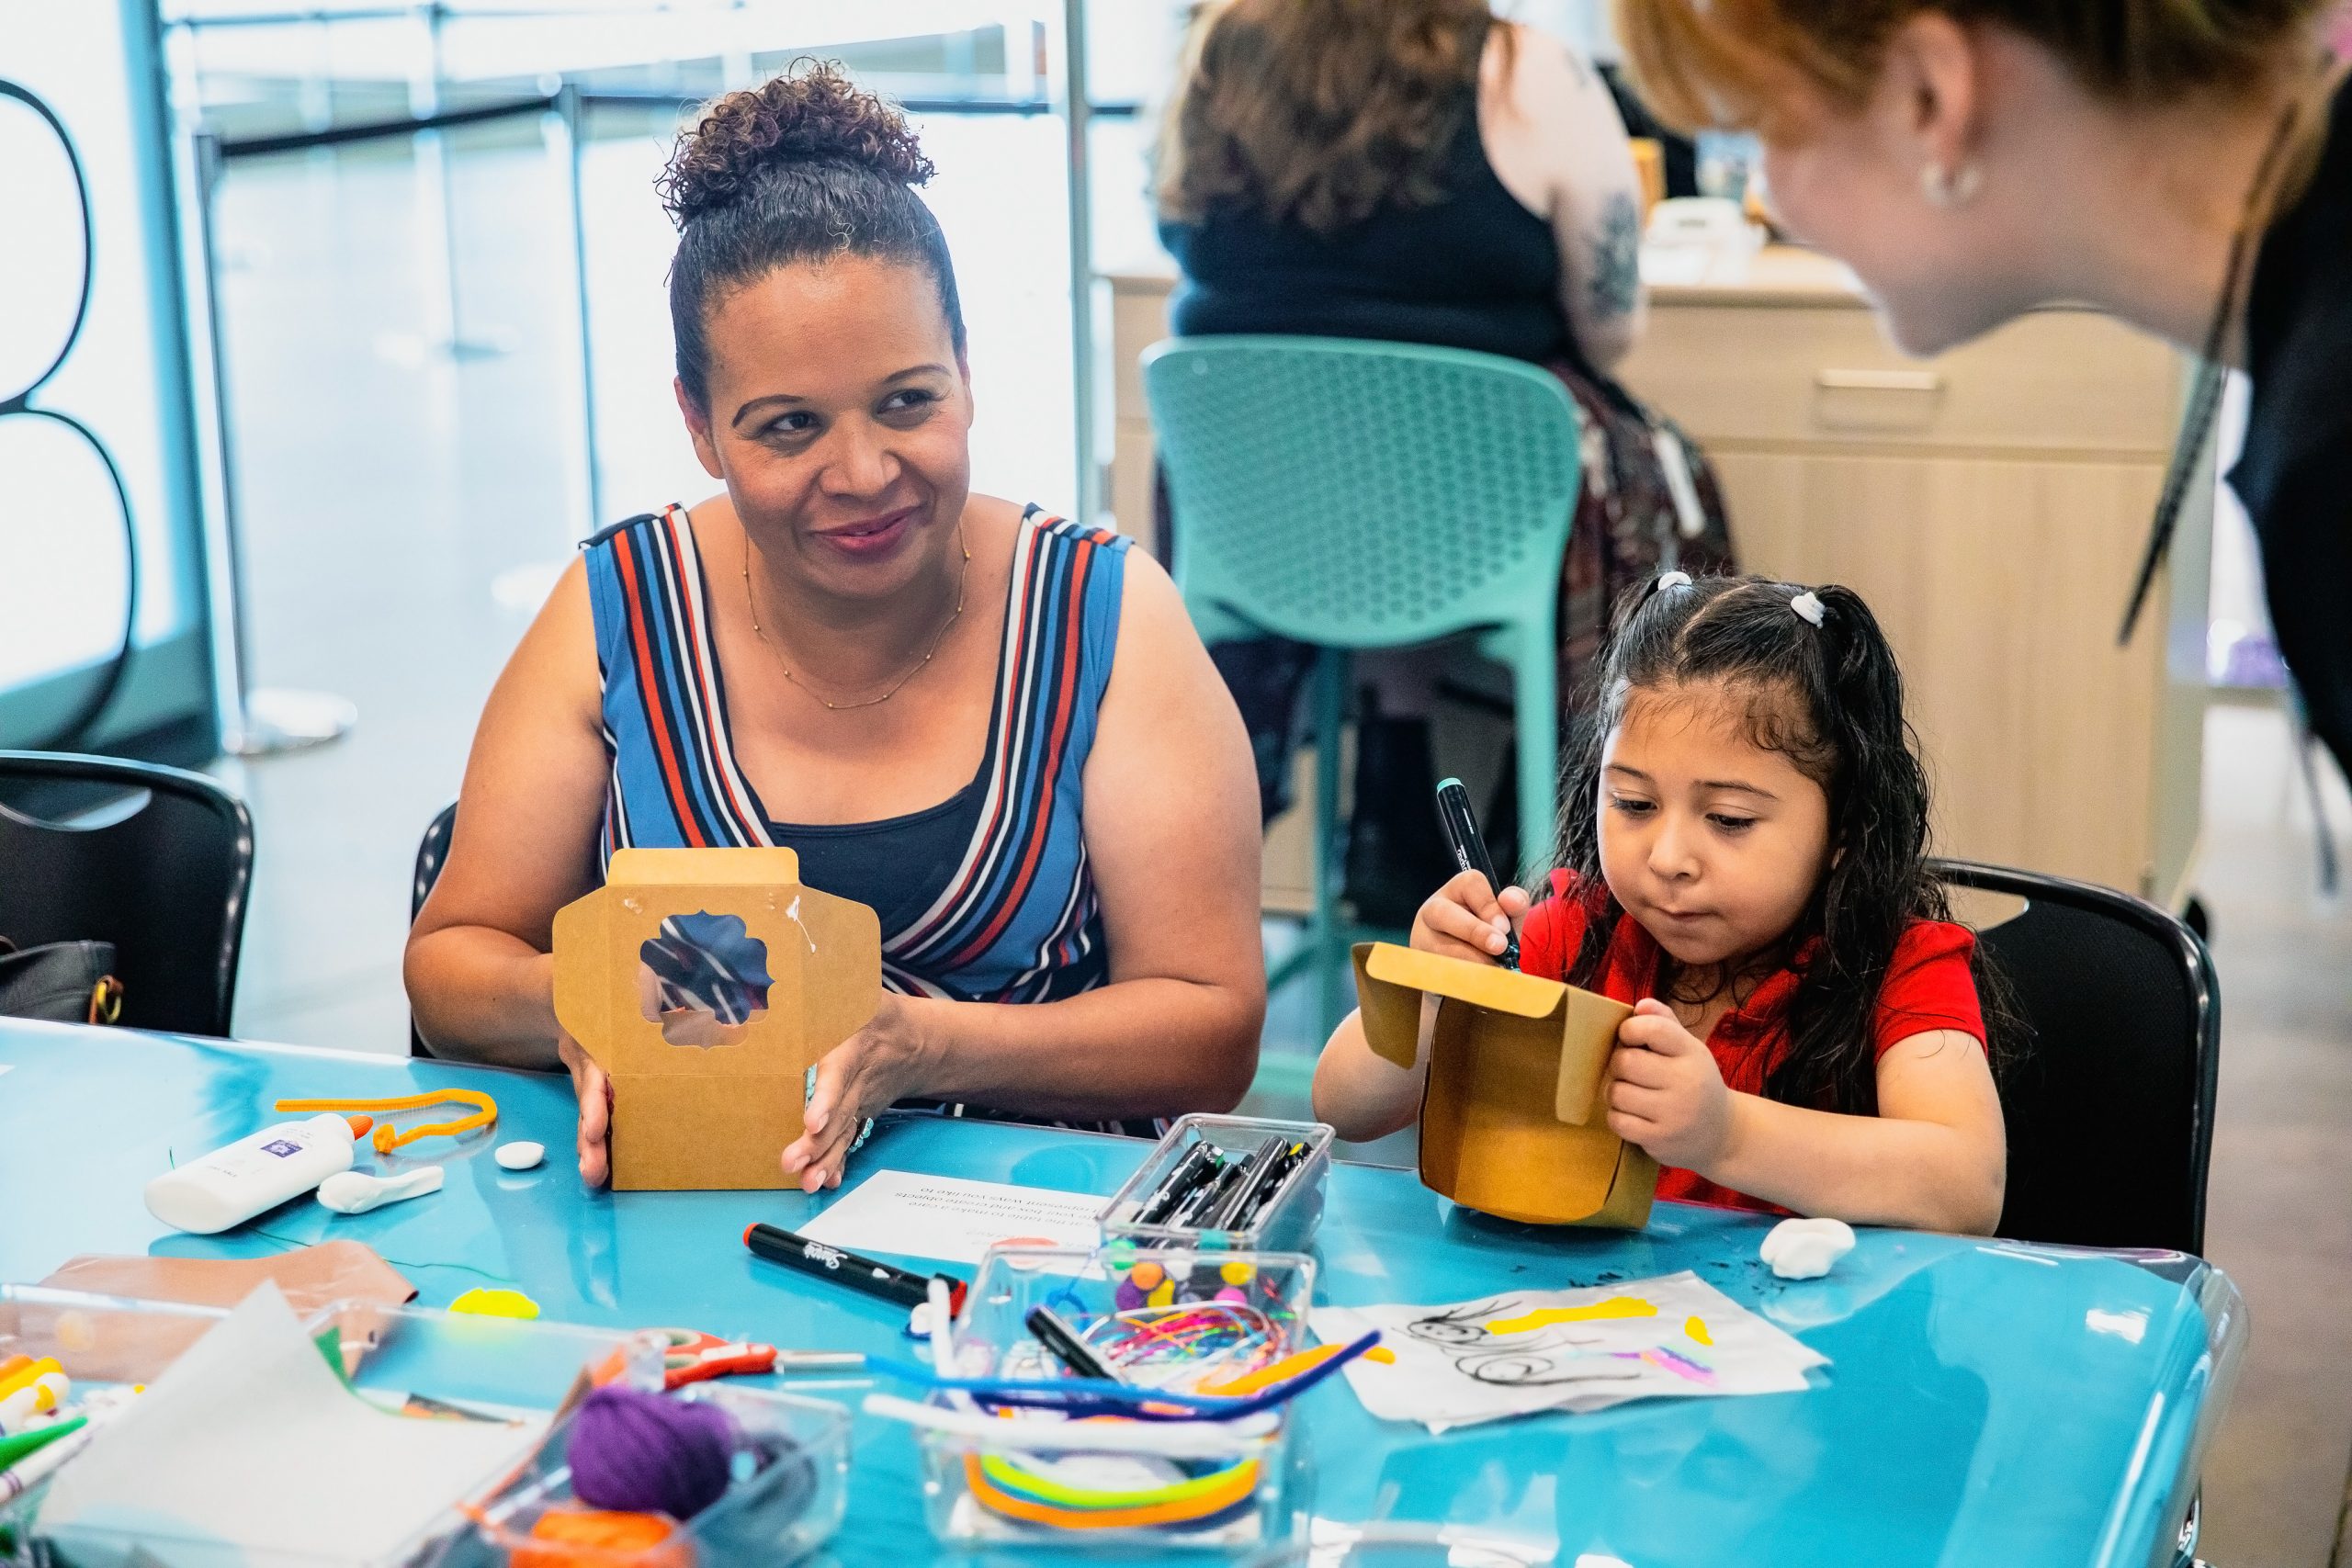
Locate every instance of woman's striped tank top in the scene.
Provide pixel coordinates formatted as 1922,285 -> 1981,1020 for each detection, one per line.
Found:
582,502 -> 1128,1006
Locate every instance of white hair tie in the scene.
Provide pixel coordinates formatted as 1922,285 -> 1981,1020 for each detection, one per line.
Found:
1656,571 -> 1692,592
1790,590 -> 1826,627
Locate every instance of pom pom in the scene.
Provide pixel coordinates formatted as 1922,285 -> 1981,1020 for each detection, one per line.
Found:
1759,1216 -> 1855,1280
566,1384 -> 737,1521
515,1507 -> 690,1568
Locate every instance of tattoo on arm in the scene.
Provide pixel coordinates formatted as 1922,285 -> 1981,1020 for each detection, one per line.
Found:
1588,191 -> 1642,321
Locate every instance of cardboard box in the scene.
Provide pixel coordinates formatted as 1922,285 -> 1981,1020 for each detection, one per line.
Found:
1352,942 -> 1657,1227
552,848 -> 879,1190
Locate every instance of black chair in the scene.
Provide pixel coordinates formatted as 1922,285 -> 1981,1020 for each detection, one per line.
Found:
1931,858 -> 2219,1256
408,801 -> 458,1057
0,750 -> 255,1038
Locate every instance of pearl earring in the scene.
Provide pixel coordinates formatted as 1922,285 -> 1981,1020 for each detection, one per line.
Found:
1921,161 -> 1984,208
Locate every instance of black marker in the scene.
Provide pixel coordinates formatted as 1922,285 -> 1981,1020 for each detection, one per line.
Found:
1236,1141 -> 1308,1230
1025,1305 -> 1122,1382
1200,1136 -> 1283,1232
743,1222 -> 967,1314
1435,776 -> 1519,970
1136,1141 -> 1221,1227
1174,1161 -> 1246,1228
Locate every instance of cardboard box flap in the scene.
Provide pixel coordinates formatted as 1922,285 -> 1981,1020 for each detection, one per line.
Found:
606,846 -> 801,886
1363,942 -> 1566,1019
550,893 -> 608,1057
1554,985 -> 1634,1127
772,885 -> 883,1054
1351,943 -> 1427,1070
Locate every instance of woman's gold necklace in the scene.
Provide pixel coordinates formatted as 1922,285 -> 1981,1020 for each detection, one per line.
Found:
742,525 -> 971,711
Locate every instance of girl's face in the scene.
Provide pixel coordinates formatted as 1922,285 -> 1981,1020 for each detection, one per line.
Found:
680,254 -> 973,603
1597,680 -> 1834,971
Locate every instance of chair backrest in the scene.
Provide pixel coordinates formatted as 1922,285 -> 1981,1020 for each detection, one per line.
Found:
413,801 -> 458,924
0,750 -> 254,1037
1143,336 -> 1580,649
408,801 -> 458,1057
1932,858 -> 2219,1256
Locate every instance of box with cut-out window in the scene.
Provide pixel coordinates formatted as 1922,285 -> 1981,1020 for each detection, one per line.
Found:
1352,942 -> 1658,1227
552,848 -> 879,1190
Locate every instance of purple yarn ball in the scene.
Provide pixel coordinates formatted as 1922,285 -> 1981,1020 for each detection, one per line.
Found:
566,1383 -> 738,1520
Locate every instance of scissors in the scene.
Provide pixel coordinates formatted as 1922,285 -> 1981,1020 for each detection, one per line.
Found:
652,1327 -> 863,1389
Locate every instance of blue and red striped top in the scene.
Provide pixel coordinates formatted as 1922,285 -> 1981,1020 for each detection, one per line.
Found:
582,502 -> 1127,1006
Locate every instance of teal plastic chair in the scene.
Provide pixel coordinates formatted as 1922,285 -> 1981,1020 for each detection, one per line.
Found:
1143,335 -> 1581,1033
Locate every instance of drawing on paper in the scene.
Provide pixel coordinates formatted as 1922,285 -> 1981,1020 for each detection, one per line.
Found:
1404,1295 -> 1677,1388
1314,1270 -> 1830,1430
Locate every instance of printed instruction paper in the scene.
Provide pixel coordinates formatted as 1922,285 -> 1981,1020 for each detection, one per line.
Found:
797,1168 -> 1102,1265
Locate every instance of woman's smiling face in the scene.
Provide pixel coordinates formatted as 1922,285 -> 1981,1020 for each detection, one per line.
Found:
681,253 -> 973,602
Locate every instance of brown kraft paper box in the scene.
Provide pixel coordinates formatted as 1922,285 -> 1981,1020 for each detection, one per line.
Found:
1352,941 -> 1658,1227
553,847 -> 880,1190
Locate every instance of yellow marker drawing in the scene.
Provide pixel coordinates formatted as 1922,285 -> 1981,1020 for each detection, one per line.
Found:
1364,1346 -> 1396,1363
1685,1315 -> 1713,1346
1487,1296 -> 1657,1335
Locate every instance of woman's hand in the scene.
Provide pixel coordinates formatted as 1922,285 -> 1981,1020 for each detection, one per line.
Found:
1410,870 -> 1530,964
556,1031 -> 613,1187
1607,999 -> 1732,1170
782,993 -> 942,1193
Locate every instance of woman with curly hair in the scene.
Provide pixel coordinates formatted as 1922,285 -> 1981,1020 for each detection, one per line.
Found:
406,63 -> 1266,1190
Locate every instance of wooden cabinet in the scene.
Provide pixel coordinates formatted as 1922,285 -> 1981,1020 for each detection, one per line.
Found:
1102,247 -> 2208,907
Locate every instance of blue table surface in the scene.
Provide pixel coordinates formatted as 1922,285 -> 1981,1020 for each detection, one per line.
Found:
0,1021 -> 2240,1566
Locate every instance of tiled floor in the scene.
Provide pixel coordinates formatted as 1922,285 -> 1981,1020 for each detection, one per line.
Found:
212,127 -> 2352,1564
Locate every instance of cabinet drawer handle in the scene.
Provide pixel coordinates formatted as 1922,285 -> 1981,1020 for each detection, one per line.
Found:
1815,368 -> 1943,393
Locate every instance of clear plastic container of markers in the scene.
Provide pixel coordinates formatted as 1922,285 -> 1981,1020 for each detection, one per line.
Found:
912,1245 -> 1316,1550
446,1382 -> 852,1568
1098,1114 -> 1336,1255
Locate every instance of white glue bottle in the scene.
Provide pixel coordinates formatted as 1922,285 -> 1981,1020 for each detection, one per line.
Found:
143,1113 -> 372,1235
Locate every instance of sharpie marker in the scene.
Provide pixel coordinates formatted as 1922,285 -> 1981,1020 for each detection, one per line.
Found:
1436,776 -> 1519,970
1024,1305 -> 1123,1382
744,1222 -> 967,1314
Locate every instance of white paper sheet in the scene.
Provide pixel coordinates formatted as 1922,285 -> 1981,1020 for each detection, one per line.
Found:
1313,1270 -> 1827,1433
797,1168 -> 1102,1266
36,1280 -> 546,1568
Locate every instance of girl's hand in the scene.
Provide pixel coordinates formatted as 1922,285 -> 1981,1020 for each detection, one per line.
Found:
1607,999 -> 1733,1170
1409,870 -> 1530,964
782,993 -> 941,1193
556,1030 -> 612,1187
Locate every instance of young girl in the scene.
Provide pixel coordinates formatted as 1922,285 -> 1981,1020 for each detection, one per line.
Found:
1314,572 -> 2007,1234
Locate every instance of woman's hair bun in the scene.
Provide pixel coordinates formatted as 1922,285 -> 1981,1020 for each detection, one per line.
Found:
659,59 -> 935,225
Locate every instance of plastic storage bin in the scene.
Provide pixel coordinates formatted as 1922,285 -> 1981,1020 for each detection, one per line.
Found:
0,1285 -> 639,1568
443,1382 -> 850,1567
913,1244 -> 1317,1551
1098,1115 -> 1335,1254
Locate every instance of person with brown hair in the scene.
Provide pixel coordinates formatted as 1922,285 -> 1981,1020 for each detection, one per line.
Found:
1154,0 -> 1737,921
1614,0 -> 2352,775
406,63 -> 1266,1190
1158,0 -> 1650,370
